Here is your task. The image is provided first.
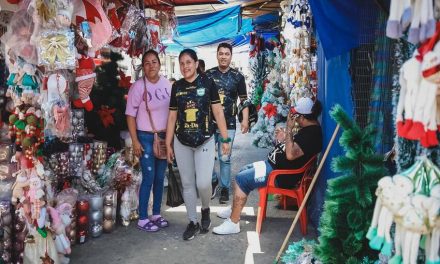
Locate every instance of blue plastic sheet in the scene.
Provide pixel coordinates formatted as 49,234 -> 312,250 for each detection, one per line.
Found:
309,0 -> 378,59
173,6 -> 253,47
308,39 -> 354,228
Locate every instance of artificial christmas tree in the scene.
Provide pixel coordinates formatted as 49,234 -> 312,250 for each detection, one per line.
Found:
314,105 -> 386,264
84,51 -> 129,149
251,38 -> 289,148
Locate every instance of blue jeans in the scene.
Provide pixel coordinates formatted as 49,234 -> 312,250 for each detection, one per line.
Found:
137,131 -> 168,220
235,160 -> 273,195
212,129 -> 236,190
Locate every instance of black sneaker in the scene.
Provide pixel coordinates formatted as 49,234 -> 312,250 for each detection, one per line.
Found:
183,221 -> 200,241
211,180 -> 219,199
200,208 -> 211,233
219,188 -> 229,204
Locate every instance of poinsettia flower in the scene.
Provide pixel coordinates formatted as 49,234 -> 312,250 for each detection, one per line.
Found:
118,70 -> 131,89
98,106 -> 116,128
263,103 -> 277,118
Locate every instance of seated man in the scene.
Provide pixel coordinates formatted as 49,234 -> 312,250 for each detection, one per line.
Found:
212,97 -> 323,235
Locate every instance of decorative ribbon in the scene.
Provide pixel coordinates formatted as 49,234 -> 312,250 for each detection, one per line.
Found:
40,34 -> 70,66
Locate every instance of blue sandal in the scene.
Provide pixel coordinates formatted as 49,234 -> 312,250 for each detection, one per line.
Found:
152,216 -> 169,228
137,221 -> 159,232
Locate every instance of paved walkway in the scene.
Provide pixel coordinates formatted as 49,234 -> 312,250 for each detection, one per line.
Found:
70,131 -> 318,264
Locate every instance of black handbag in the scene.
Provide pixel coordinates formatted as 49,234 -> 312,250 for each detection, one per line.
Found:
166,163 -> 184,207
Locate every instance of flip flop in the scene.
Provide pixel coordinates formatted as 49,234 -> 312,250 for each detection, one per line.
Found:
137,221 -> 159,232
152,216 -> 169,228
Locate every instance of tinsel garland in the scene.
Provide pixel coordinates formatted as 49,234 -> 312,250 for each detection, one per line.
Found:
314,105 -> 386,264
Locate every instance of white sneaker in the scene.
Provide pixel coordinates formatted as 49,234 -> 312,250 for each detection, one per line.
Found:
217,206 -> 232,219
212,218 -> 240,235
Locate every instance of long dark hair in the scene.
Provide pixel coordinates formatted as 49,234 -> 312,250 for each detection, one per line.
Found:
178,49 -> 202,74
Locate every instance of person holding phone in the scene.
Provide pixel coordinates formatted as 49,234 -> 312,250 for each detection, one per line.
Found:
213,97 -> 322,235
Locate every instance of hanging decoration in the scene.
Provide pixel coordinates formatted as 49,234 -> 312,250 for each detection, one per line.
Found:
396,25 -> 440,148
367,158 -> 440,264
282,0 -> 317,104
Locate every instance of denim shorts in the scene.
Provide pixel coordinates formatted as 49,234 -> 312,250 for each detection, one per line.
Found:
235,160 -> 273,195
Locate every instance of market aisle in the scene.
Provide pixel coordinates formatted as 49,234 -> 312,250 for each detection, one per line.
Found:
70,130 -> 318,264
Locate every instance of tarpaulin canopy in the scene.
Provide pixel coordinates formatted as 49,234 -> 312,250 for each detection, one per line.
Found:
172,5 -> 253,48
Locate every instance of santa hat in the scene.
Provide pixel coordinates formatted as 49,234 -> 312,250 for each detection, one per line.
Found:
75,55 -> 96,82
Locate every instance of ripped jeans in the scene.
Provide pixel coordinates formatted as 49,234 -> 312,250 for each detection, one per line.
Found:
137,131 -> 168,220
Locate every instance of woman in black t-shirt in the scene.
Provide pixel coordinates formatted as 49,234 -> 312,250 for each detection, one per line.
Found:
213,97 -> 322,235
165,49 -> 230,241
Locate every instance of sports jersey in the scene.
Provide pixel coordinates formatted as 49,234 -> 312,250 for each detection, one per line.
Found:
205,67 -> 247,129
169,74 -> 221,147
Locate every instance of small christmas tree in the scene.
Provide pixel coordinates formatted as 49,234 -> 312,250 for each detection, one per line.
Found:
251,39 -> 289,148
85,51 -> 129,149
315,105 -> 386,264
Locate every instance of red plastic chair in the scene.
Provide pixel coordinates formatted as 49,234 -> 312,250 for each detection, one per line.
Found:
256,155 -> 318,235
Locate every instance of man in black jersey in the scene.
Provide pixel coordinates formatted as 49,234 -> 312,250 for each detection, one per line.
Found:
206,43 -> 249,204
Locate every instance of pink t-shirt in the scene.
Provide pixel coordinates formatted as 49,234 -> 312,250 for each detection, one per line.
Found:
125,76 -> 171,131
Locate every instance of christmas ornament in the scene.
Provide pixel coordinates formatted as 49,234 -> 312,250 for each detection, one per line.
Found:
102,219 -> 113,233
77,199 -> 89,213
90,223 -> 102,237
89,195 -> 103,211
103,206 -> 112,220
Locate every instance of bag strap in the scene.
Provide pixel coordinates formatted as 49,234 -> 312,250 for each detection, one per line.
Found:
143,77 -> 158,133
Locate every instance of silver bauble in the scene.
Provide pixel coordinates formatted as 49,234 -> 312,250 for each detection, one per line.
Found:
90,224 -> 103,238
3,238 -> 11,249
1,251 -> 10,262
90,210 -> 103,223
89,196 -> 103,211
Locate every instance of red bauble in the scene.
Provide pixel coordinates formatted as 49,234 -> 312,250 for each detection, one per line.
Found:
77,200 -> 89,213
77,215 -> 89,227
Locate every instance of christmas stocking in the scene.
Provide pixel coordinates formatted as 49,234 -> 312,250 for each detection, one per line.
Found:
74,55 -> 96,111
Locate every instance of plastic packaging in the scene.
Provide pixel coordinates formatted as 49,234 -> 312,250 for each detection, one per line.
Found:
38,29 -> 76,70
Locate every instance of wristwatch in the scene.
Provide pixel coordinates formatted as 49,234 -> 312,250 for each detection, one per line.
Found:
220,137 -> 232,143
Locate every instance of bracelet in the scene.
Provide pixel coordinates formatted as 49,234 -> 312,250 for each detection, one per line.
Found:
220,137 -> 232,143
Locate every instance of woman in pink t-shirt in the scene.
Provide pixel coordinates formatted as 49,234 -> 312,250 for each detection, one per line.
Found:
125,50 -> 171,232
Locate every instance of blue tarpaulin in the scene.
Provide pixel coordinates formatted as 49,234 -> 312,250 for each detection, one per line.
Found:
309,0 -> 378,59
308,39 -> 354,228
172,5 -> 253,47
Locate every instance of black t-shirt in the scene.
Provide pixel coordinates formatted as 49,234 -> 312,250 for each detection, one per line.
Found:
267,125 -> 322,170
267,125 -> 322,188
205,67 -> 247,130
169,74 -> 221,147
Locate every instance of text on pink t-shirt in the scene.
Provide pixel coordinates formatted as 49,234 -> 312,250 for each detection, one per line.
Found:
125,76 -> 171,131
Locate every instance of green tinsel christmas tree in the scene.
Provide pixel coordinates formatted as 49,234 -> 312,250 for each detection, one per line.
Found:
314,105 -> 386,264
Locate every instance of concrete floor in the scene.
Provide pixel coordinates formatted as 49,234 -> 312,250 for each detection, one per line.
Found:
70,131 -> 318,264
